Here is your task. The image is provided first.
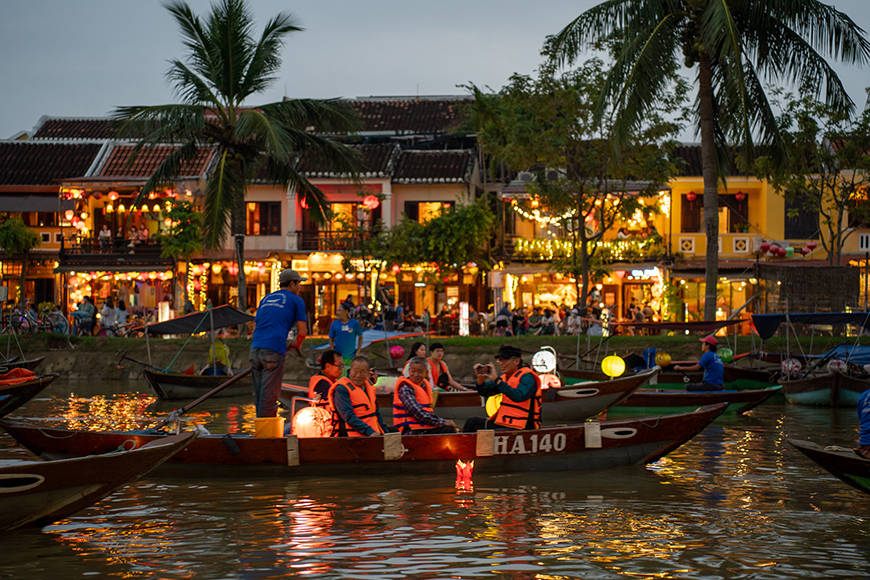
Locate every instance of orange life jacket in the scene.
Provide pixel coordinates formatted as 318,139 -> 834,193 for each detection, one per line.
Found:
327,377 -> 383,437
392,376 -> 436,431
308,373 -> 334,401
491,366 -> 542,430
428,358 -> 450,389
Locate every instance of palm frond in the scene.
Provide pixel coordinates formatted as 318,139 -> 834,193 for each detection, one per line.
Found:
164,1 -> 222,92
240,12 -> 303,99
201,150 -> 244,248
112,104 -> 208,143
130,140 -> 204,207
259,98 -> 363,135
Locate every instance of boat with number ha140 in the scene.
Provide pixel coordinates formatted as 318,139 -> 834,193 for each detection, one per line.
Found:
0,431 -> 195,531
0,402 -> 727,478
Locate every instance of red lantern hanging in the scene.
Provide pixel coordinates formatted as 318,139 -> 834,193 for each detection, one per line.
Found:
108,191 -> 119,201
93,191 -> 103,199
686,191 -> 697,202
735,191 -> 746,201
299,197 -> 309,210
801,247 -> 810,256
391,264 -> 401,274
64,209 -> 75,221
615,270 -> 626,279
193,279 -> 202,291
362,194 -> 380,210
806,242 -> 818,251
227,262 -> 239,276
760,242 -> 770,253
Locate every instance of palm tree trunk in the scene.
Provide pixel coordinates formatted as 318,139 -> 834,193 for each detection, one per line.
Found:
699,56 -> 719,321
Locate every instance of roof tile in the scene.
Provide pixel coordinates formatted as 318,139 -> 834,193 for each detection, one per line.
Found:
32,118 -> 116,140
0,142 -> 103,186
349,98 -> 471,134
394,150 -> 472,183
99,145 -> 214,178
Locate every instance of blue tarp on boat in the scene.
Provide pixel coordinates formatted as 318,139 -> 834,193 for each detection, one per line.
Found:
309,329 -> 426,352
812,345 -> 870,366
751,312 -> 870,340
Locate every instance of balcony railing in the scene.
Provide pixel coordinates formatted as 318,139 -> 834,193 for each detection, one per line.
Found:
298,230 -> 376,252
59,236 -> 173,269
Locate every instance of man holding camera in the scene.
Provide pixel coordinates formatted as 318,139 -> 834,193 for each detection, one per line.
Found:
462,345 -> 542,432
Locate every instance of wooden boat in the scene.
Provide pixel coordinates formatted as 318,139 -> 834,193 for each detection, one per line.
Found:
143,368 -> 252,400
0,373 -> 59,418
779,372 -> 870,407
0,356 -> 45,374
612,385 -> 782,415
0,431 -> 195,530
281,367 -> 659,423
788,439 -> 870,496
0,403 -> 727,478
561,364 -> 778,389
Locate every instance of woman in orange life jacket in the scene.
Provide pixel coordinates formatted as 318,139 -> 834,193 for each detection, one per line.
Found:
462,344 -> 542,433
308,349 -> 344,402
393,356 -> 458,434
327,355 -> 391,437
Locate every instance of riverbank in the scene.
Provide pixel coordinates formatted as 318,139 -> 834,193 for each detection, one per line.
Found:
9,332 -> 865,382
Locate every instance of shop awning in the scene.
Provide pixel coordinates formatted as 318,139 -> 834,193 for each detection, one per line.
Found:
54,262 -> 173,273
0,195 -> 74,213
197,250 -> 277,262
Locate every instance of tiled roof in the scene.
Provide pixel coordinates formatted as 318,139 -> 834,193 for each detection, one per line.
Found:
32,118 -> 117,141
394,149 -> 473,183
98,145 -> 215,178
296,143 -> 398,178
349,98 -> 471,134
0,141 -> 103,186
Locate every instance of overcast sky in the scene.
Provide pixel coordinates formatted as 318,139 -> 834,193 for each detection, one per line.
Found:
2,0 -> 870,140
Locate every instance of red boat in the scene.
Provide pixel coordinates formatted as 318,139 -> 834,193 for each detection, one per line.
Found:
0,403 -> 726,477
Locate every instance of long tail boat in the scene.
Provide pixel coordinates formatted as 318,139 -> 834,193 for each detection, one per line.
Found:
779,372 -> 870,407
282,367 -> 659,423
788,439 -> 870,495
560,364 -> 778,390
0,372 -> 59,417
0,431 -> 195,530
0,403 -> 726,478
612,385 -> 782,415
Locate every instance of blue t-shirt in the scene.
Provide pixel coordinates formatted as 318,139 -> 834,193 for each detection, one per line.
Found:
699,350 -> 724,385
250,289 -> 307,356
858,389 -> 870,445
329,318 -> 362,358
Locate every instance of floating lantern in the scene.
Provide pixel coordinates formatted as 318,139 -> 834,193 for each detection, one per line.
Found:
389,346 -> 405,360
601,355 -> 625,378
735,191 -> 746,201
485,393 -> 503,417
655,352 -> 672,367
718,348 -> 734,363
292,405 -> 331,438
686,191 -> 697,202
455,459 -> 474,491
362,194 -> 380,210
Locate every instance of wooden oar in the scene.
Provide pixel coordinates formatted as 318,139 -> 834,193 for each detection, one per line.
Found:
153,367 -> 253,429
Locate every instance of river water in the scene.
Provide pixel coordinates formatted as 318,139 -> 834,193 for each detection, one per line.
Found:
1,379 -> 869,579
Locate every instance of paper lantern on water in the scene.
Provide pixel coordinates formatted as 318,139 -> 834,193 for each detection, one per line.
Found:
718,348 -> 734,363
601,355 -> 625,378
389,346 -> 405,360
292,405 -> 332,438
485,393 -> 503,417
781,358 -> 802,378
827,359 -> 848,374
655,352 -> 672,367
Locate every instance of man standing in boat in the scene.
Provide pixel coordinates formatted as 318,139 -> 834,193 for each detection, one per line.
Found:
462,345 -> 542,432
393,357 -> 457,434
858,389 -> 870,459
308,349 -> 343,402
249,269 -> 308,418
328,355 -> 390,436
674,336 -> 725,391
427,343 -> 472,392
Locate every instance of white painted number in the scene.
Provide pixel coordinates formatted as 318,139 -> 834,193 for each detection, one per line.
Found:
495,432 -> 566,455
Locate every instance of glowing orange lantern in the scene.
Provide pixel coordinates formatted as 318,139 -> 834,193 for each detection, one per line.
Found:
539,373 -> 561,390
108,191 -> 119,201
362,194 -> 380,210
227,262 -> 239,276
64,209 -> 74,221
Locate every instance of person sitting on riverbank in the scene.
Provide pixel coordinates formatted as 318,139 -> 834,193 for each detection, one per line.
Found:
327,356 -> 389,437
674,336 -> 725,391
308,349 -> 343,402
858,388 -> 870,459
393,357 -> 457,435
462,345 -> 542,433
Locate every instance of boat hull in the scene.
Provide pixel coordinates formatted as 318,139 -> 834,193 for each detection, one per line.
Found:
143,368 -> 252,400
0,356 -> 45,374
0,431 -> 195,530
0,403 -> 726,478
612,386 -> 781,415
788,439 -> 870,495
561,364 -> 778,391
0,374 -> 59,418
780,373 -> 870,407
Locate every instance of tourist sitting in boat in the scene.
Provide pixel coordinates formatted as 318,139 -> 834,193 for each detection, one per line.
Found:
428,343 -> 472,392
674,336 -> 725,391
308,349 -> 343,402
393,357 -> 457,435
858,389 -> 870,459
202,331 -> 232,376
462,344 -> 543,433
402,342 -> 434,383
327,355 -> 390,437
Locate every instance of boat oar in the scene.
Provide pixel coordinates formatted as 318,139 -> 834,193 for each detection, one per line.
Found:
153,367 -> 253,430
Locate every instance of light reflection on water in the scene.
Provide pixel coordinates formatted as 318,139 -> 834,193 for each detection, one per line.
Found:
0,379 -> 869,579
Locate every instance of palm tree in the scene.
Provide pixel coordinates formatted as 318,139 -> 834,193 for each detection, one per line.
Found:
546,0 -> 870,319
113,0 -> 363,313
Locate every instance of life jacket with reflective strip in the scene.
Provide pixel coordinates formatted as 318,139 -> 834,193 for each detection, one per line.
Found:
308,373 -> 334,401
392,376 -> 436,431
428,358 -> 450,389
327,377 -> 383,437
491,366 -> 542,430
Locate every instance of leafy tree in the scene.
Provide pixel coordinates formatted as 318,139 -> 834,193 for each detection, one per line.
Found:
757,86 -> 870,266
0,214 -> 41,307
113,0 -> 364,312
466,59 -> 684,305
154,199 -> 203,308
546,0 -> 870,319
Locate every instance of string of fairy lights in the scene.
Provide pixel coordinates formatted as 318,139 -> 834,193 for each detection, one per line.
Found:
514,237 -> 662,261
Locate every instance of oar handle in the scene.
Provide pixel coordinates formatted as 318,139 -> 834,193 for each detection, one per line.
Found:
154,367 -> 253,429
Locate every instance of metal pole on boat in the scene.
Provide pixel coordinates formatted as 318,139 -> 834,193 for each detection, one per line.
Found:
209,305 -> 216,375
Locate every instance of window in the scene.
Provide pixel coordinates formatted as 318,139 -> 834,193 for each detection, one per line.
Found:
403,201 -> 451,224
681,195 -> 702,232
784,196 -> 819,239
246,202 -> 281,236
681,194 -> 749,233
328,202 -> 382,231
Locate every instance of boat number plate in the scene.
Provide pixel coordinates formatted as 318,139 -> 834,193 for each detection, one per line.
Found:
492,433 -> 567,455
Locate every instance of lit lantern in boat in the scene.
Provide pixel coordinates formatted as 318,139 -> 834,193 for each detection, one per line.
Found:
781,358 -> 802,378
390,346 -> 405,360
718,348 -> 733,363
485,393 -> 503,417
601,355 -> 625,378
292,405 -> 331,437
539,373 -> 561,389
655,352 -> 672,367
64,209 -> 75,221
362,194 -> 380,210
827,359 -> 848,374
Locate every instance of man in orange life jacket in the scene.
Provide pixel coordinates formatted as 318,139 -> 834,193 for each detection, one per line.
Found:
427,342 -> 472,392
393,356 -> 457,434
462,344 -> 542,433
308,349 -> 343,402
328,355 -> 390,437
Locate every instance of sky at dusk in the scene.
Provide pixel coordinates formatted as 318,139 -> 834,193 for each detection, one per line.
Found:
2,0 -> 870,140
